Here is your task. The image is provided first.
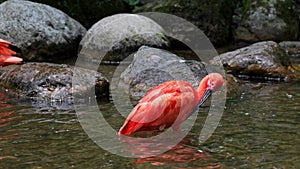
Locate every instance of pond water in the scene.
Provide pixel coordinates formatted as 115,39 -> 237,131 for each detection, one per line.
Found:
0,65 -> 299,168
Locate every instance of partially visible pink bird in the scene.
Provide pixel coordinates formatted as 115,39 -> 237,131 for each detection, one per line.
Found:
0,39 -> 23,67
118,73 -> 224,135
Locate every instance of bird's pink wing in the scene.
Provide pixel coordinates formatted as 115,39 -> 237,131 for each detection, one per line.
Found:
0,40 -> 22,66
139,81 -> 189,102
119,81 -> 196,135
0,40 -> 16,56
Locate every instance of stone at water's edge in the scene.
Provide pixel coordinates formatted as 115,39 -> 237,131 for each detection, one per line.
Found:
279,41 -> 300,60
0,0 -> 86,62
117,46 -> 208,101
0,63 -> 109,102
234,0 -> 299,42
279,41 -> 300,74
79,14 -> 169,62
210,41 -> 299,81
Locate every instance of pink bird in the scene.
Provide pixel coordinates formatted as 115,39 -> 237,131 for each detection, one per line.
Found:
118,73 -> 224,135
0,39 -> 23,67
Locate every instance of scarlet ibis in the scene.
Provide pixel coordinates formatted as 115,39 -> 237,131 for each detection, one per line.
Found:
0,39 -> 22,67
118,73 -> 224,135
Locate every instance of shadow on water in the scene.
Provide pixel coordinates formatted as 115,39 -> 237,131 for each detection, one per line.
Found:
0,73 -> 299,168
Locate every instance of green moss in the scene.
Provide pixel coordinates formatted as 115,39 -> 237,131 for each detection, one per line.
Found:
123,0 -> 140,6
241,0 -> 253,19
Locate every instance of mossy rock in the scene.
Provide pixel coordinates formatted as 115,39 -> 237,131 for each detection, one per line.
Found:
235,0 -> 299,42
133,0 -> 235,47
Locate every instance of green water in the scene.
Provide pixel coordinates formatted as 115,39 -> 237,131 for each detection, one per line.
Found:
0,77 -> 299,168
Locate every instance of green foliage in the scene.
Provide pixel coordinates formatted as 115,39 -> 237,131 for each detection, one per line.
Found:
123,0 -> 140,6
275,0 -> 299,40
133,0 -> 235,46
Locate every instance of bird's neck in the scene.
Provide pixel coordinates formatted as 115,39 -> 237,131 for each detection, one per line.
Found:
196,76 -> 209,103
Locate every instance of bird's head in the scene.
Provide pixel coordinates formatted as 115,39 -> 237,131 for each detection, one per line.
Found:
196,73 -> 224,108
206,73 -> 224,92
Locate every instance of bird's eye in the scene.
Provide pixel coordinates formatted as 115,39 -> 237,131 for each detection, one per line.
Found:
208,80 -> 215,89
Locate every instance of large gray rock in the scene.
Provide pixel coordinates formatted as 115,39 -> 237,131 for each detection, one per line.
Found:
211,41 -> 294,80
0,63 -> 109,101
235,0 -> 299,42
79,14 -> 169,62
114,46 -> 207,100
0,0 -> 86,62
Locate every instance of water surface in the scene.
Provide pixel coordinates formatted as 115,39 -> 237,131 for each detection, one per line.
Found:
0,72 -> 299,168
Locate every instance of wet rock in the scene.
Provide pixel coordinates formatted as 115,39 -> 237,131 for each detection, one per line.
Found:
211,41 -> 295,81
79,14 -> 169,62
115,46 -> 207,100
133,0 -> 235,46
0,63 -> 109,101
0,0 -> 86,62
279,41 -> 300,62
225,73 -> 243,99
279,41 -> 300,75
235,0 -> 299,42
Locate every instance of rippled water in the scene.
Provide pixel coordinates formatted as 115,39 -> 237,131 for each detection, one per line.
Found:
0,75 -> 299,168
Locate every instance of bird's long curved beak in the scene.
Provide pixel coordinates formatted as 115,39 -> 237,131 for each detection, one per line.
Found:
197,89 -> 212,108
189,89 -> 212,117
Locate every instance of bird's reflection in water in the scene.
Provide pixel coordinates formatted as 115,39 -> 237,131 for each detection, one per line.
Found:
0,92 -> 18,160
119,132 -> 222,168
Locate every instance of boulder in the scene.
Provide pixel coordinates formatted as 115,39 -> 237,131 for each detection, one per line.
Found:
210,41 -> 295,81
279,41 -> 300,63
114,46 -> 208,100
235,0 -> 299,42
0,0 -> 86,62
79,14 -> 169,62
133,0 -> 235,46
279,41 -> 300,73
0,63 -> 109,101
